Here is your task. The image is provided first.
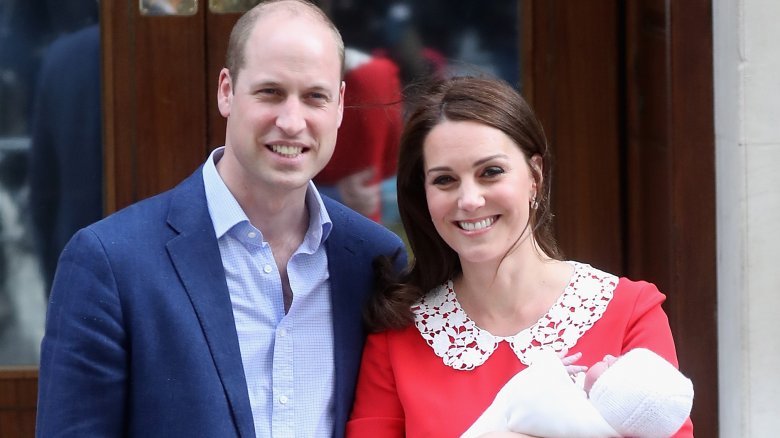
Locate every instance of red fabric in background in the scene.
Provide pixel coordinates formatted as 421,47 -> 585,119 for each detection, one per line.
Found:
315,56 -> 403,221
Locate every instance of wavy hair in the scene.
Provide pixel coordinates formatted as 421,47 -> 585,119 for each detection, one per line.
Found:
366,75 -> 561,332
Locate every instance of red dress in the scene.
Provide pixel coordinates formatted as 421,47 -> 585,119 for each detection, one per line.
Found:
347,262 -> 694,437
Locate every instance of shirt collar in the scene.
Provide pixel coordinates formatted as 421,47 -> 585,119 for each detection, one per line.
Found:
202,146 -> 332,245
412,262 -> 617,370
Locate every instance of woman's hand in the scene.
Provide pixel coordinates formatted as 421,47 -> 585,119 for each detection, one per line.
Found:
558,349 -> 587,375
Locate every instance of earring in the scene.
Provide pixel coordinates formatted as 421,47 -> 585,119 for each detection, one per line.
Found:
531,197 -> 539,210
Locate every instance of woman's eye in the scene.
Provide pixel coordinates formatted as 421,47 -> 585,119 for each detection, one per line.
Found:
431,175 -> 455,185
482,166 -> 504,177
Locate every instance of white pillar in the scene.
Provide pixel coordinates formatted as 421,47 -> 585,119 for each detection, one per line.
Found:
714,0 -> 780,435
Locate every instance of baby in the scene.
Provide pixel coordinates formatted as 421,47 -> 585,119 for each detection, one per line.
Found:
461,348 -> 694,438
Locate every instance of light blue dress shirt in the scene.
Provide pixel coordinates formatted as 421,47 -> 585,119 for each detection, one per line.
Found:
203,147 -> 335,437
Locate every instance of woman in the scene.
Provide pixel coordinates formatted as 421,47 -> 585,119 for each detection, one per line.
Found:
346,76 -> 693,437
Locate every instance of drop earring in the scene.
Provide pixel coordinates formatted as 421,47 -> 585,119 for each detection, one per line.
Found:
530,196 -> 539,210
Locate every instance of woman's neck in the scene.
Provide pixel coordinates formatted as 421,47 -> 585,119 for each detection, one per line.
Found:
454,250 -> 573,337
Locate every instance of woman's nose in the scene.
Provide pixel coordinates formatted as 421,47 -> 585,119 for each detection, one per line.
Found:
457,182 -> 485,211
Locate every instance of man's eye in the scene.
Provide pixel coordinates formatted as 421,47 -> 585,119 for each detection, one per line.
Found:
308,92 -> 329,101
482,166 -> 504,177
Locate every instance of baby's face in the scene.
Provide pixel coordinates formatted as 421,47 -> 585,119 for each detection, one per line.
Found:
584,354 -> 618,393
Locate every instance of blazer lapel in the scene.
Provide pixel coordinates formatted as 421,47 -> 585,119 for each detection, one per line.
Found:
166,170 -> 255,438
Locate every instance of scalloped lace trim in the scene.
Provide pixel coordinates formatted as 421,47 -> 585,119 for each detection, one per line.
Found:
412,262 -> 618,370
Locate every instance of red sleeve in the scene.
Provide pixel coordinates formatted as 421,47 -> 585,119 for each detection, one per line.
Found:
620,281 -> 694,438
346,332 -> 405,438
621,281 -> 679,365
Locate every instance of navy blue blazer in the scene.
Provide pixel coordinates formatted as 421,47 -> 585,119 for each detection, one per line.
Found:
36,168 -> 406,437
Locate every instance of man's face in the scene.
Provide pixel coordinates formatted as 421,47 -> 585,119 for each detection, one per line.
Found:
217,11 -> 344,196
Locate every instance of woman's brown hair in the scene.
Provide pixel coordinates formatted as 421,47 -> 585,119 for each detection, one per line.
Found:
366,75 -> 560,332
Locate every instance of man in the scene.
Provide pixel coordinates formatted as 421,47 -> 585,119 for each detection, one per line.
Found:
28,24 -> 102,294
35,1 -> 406,436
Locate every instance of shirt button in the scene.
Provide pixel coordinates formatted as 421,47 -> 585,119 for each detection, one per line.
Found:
279,328 -> 287,337
263,264 -> 272,274
279,395 -> 288,404
247,231 -> 257,239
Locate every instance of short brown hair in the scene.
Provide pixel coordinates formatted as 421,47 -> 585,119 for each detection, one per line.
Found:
224,0 -> 345,87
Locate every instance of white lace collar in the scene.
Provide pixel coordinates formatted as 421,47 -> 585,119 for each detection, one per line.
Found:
412,261 -> 618,371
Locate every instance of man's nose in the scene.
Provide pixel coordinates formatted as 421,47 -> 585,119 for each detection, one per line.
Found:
276,97 -> 306,134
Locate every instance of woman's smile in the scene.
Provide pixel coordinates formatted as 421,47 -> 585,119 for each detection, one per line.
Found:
456,215 -> 499,232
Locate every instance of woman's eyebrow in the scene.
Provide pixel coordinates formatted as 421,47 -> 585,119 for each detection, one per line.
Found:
426,154 -> 508,174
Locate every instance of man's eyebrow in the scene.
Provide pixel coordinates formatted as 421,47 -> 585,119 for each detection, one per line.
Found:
247,79 -> 281,89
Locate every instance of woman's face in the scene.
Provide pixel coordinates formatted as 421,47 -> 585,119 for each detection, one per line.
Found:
423,120 -> 538,265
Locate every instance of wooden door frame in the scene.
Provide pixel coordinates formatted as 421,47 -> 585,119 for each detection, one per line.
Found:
102,0 -> 211,212
524,0 -> 717,435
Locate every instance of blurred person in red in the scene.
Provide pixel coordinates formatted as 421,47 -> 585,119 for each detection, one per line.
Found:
314,47 -> 402,222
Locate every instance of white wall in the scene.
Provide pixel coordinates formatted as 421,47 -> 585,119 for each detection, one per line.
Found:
714,0 -> 780,435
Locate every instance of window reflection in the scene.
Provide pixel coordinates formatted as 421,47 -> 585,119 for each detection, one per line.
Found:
209,0 -> 261,14
322,0 -> 521,233
330,1 -> 521,86
140,0 -> 198,16
0,0 -> 100,366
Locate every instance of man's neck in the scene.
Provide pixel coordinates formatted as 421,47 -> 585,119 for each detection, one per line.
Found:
242,185 -> 309,237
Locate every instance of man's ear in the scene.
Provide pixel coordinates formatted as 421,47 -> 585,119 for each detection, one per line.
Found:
336,80 -> 346,128
217,68 -> 233,118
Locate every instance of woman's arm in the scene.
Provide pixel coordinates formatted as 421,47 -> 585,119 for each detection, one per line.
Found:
621,281 -> 694,437
346,332 -> 405,438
